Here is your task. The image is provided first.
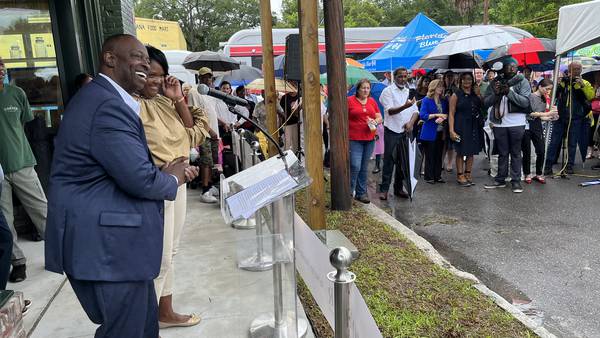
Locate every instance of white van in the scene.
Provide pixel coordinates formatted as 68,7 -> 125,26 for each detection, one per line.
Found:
163,50 -> 196,84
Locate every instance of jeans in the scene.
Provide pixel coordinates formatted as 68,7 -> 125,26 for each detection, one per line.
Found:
422,131 -> 444,181
522,128 -> 545,176
350,140 -> 375,197
545,118 -> 591,169
379,127 -> 406,193
0,184 -> 13,289
493,126 -> 525,182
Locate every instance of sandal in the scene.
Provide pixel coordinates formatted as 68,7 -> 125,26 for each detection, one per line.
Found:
456,173 -> 470,186
524,175 -> 533,184
159,314 -> 202,329
535,175 -> 546,184
464,171 -> 474,185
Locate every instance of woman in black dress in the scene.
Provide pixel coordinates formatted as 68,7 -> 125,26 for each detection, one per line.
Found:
449,72 -> 483,186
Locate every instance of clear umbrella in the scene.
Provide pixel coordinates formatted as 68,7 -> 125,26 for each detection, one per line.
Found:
426,26 -> 520,58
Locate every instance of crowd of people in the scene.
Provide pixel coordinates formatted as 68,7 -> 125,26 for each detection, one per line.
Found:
347,58 -> 600,203
1,30 -> 600,337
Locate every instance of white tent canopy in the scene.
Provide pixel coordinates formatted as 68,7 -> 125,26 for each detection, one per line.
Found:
556,0 -> 600,55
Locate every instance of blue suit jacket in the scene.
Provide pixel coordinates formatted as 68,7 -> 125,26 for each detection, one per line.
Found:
419,97 -> 448,142
45,76 -> 178,282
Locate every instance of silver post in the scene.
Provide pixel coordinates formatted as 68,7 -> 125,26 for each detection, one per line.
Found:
327,247 -> 356,338
272,198 -> 286,333
239,128 -> 247,170
232,130 -> 255,230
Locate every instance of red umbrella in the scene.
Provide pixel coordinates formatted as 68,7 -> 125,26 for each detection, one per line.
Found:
484,38 -> 556,67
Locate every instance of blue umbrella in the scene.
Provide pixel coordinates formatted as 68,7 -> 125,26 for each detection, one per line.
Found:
360,13 -> 448,72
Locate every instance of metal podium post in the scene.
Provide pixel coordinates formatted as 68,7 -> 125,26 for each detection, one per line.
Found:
328,247 -> 356,338
239,141 -> 274,272
249,196 -> 308,338
233,129 -> 256,230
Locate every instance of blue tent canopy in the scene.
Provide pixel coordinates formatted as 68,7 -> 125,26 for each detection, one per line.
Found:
360,13 -> 448,72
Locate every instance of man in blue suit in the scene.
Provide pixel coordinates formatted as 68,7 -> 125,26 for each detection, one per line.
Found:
45,34 -> 197,338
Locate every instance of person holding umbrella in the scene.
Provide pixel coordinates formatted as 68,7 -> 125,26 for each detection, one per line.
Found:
378,67 -> 419,200
348,79 -> 382,203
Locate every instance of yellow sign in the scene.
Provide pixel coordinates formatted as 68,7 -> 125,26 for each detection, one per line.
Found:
135,17 -> 187,51
0,35 -> 26,60
31,33 -> 56,58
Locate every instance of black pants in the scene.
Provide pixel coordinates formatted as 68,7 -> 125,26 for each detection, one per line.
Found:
379,127 -> 406,193
494,126 -> 525,182
0,185 -> 12,290
423,131 -> 444,181
522,128 -> 545,176
68,276 -> 158,338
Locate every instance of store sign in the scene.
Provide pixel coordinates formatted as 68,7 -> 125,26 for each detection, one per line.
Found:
135,17 -> 187,50
294,214 -> 382,338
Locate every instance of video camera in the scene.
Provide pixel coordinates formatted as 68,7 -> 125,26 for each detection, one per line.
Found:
491,61 -> 514,96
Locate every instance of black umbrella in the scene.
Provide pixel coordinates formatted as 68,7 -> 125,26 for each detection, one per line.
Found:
182,51 -> 240,71
413,52 -> 483,70
582,64 -> 600,83
393,133 -> 421,200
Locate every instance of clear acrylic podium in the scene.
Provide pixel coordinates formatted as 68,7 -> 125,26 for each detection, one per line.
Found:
221,151 -> 311,338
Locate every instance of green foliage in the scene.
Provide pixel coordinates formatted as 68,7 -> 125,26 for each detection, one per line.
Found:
343,0 -> 385,27
134,0 -> 260,51
488,0 -> 587,38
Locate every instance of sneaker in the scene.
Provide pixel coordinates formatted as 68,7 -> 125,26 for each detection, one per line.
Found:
354,195 -> 370,204
372,167 -> 381,174
511,181 -> 524,193
592,164 -> 600,170
484,181 -> 506,189
208,186 -> 219,197
9,264 -> 26,283
200,191 -> 218,204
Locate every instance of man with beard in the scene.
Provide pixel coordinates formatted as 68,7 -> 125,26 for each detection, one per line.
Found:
45,34 -> 196,337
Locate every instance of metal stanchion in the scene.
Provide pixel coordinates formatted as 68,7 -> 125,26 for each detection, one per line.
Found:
327,247 -> 356,338
250,196 -> 308,338
233,129 -> 256,230
239,141 -> 274,271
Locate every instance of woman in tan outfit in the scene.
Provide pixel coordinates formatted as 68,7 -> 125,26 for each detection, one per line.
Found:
136,46 -> 209,329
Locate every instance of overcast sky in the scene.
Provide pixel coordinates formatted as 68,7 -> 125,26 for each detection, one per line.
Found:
271,0 -> 283,15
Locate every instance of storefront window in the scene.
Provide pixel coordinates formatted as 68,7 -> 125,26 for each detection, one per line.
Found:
1,0 -> 62,126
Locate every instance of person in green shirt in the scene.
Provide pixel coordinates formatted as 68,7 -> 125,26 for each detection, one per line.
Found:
0,57 -> 47,283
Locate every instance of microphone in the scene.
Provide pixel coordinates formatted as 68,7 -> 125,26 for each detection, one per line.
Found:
198,84 -> 248,107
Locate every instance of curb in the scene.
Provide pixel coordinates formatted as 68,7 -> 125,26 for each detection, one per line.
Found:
361,202 -> 556,338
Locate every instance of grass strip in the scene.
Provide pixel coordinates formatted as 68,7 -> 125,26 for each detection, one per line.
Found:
295,185 -> 534,338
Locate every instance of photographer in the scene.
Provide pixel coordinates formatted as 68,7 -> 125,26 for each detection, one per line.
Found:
544,61 -> 595,175
483,58 -> 531,193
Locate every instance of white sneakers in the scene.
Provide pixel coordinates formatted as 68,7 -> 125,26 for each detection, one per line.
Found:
200,191 -> 218,204
208,186 -> 219,198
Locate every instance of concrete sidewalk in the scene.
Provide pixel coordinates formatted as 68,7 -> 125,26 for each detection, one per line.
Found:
10,188 -> 313,338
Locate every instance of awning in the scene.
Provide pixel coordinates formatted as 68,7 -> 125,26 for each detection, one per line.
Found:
556,0 -> 600,55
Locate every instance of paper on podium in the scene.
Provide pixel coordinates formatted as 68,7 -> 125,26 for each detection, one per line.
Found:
220,151 -> 311,223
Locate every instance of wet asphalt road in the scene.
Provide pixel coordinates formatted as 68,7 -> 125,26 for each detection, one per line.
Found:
367,157 -> 600,337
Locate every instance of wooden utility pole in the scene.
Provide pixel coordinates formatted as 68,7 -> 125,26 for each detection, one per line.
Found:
298,0 -> 326,230
259,0 -> 278,158
483,0 -> 490,24
323,0 -> 351,211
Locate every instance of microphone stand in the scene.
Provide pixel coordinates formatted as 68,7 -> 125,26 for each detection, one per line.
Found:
227,104 -> 289,170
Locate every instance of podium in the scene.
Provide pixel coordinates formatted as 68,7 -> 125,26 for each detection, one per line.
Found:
221,151 -> 311,338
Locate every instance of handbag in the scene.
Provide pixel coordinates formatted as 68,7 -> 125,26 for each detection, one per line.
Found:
591,99 -> 600,115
